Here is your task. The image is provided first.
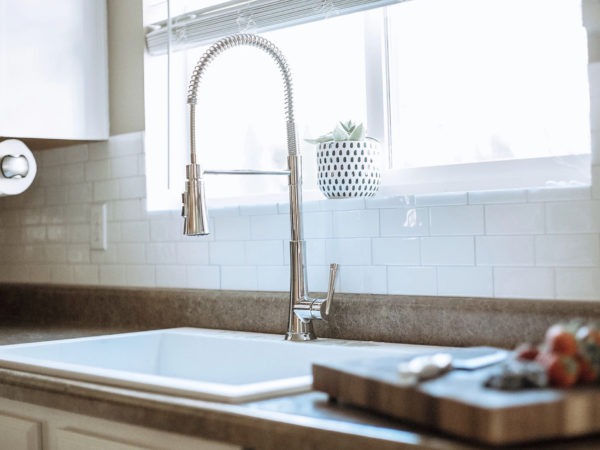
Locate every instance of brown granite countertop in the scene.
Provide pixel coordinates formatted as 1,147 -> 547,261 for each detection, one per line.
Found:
1,325 -> 600,450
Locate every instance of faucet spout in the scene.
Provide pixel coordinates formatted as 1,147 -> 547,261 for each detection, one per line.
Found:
183,34 -> 337,341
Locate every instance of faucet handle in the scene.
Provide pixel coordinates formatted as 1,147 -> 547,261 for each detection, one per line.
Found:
292,263 -> 338,323
324,263 -> 338,318
311,263 -> 338,321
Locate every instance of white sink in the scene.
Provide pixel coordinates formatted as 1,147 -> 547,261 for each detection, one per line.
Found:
0,328 -> 431,403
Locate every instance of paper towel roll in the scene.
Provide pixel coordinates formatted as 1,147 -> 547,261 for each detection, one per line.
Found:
0,139 -> 37,196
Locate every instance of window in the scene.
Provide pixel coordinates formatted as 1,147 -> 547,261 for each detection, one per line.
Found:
144,0 -> 590,211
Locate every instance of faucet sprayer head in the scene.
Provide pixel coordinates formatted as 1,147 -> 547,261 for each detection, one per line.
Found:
182,163 -> 210,236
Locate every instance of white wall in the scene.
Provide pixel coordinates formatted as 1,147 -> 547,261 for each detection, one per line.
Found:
0,2 -> 598,300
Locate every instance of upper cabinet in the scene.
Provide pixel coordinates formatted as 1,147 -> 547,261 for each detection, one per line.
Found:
0,0 -> 109,147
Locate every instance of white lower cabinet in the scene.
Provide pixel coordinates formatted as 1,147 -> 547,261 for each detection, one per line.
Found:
0,412 -> 42,450
0,398 -> 240,450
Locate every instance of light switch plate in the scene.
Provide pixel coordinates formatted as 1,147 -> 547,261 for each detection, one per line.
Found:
90,203 -> 107,250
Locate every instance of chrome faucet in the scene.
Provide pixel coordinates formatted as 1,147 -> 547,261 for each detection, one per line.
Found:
182,34 -> 338,341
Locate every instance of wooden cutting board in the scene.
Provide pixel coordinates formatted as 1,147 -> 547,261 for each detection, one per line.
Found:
312,353 -> 600,446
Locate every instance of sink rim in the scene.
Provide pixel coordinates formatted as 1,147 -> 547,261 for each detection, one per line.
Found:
0,327 -> 433,403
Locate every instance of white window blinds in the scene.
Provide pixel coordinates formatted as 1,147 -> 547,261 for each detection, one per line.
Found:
145,0 -> 409,55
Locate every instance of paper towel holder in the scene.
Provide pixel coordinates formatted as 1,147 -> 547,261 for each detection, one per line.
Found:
1,155 -> 29,179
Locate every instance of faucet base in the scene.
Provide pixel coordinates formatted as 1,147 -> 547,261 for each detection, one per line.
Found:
284,330 -> 317,341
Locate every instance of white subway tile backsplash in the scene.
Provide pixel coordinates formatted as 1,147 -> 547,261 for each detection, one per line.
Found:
325,238 -> 372,265
120,221 -> 150,243
437,267 -> 493,297
546,201 -> 600,234
536,234 -> 600,267
307,265 -> 331,292
111,155 -> 140,179
46,225 -> 67,243
39,148 -> 65,167
209,206 -> 239,217
214,215 -> 251,241
485,203 -> 545,235
257,266 -> 289,291
72,265 -> 99,285
155,265 -> 187,288
64,204 -> 89,224
93,180 -> 119,202
176,242 -> 209,265
67,224 -> 90,243
305,239 -> 327,266
2,131 -> 599,301
22,211 -> 41,226
124,265 -> 155,287
23,226 -> 45,243
332,209 -> 379,238
303,211 -> 333,239
250,214 -> 289,240
119,176 -> 146,199
85,159 -> 110,181
29,265 -> 51,283
421,237 -> 474,266
246,240 -> 284,265
45,186 -> 67,206
62,145 -> 89,164
38,166 -> 62,187
387,267 -> 437,295
117,243 -> 147,264
476,236 -> 535,266
45,244 -> 65,263
221,266 -> 258,290
88,141 -> 110,161
67,183 -> 92,204
494,268 -> 555,299
50,265 -> 74,284
556,268 -> 600,300
90,245 -> 119,265
62,163 -> 85,185
186,265 -> 220,289
339,266 -> 387,294
372,237 -> 420,265
112,199 -> 146,221
209,241 -> 245,265
429,206 -> 484,236
150,219 -> 183,242
380,208 -> 429,236
66,244 -> 90,264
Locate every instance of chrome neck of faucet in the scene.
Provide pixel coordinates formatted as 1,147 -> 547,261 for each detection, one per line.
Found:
183,34 -> 337,341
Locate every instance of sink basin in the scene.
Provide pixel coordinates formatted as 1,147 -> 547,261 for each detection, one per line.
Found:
0,328 -> 431,403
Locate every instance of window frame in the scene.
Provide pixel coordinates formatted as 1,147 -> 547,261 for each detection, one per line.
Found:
144,1 -> 591,212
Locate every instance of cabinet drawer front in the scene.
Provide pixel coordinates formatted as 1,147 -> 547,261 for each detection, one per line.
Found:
0,413 -> 42,450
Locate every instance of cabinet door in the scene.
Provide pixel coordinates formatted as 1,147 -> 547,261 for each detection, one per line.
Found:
56,428 -> 240,450
0,0 -> 109,140
0,412 -> 42,450
56,429 -> 148,450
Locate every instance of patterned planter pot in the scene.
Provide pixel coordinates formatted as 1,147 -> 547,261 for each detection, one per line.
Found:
316,140 -> 381,199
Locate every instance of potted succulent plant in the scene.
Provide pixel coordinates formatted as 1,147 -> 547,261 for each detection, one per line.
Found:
305,121 -> 381,199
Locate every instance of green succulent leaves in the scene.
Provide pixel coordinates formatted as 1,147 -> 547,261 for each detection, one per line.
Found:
305,120 -> 373,144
